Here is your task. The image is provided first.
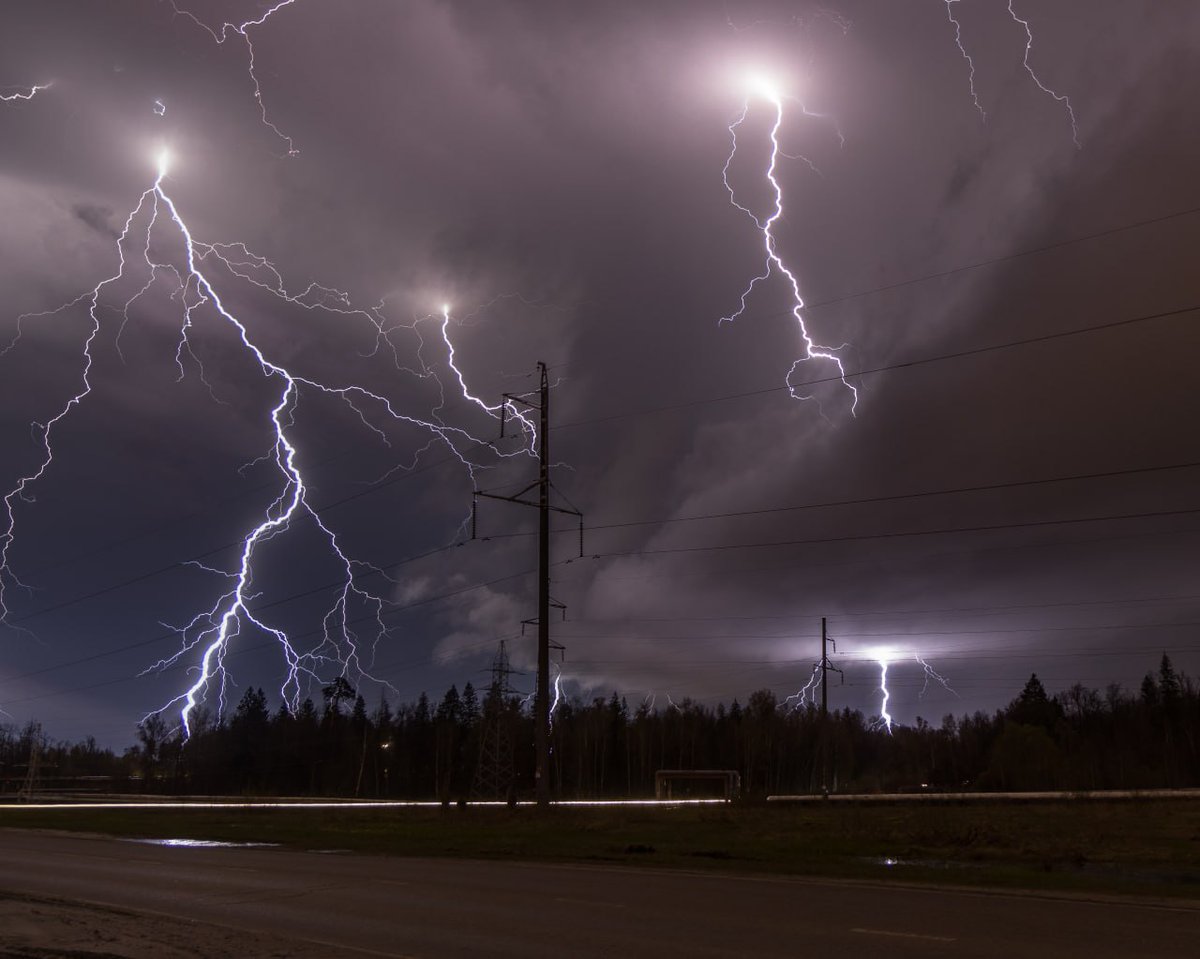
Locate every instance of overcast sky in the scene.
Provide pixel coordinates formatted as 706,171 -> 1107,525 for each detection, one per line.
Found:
2,0 -> 1198,745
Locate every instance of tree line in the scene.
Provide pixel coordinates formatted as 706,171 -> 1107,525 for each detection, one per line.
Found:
2,654 -> 1197,799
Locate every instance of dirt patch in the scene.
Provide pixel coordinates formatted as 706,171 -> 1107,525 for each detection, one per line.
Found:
0,893 -> 355,959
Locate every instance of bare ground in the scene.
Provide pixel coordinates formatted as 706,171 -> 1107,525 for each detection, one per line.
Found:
0,892 -> 357,959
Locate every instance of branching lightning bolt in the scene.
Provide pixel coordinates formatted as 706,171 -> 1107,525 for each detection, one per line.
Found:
1006,1 -> 1080,148
720,79 -> 857,416
781,661 -> 823,711
1,150 -> 534,735
166,0 -> 300,155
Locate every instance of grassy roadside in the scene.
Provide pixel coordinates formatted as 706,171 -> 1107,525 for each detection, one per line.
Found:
3,799 -> 1199,900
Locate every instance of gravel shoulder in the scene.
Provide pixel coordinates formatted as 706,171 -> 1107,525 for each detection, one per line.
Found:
0,892 -> 365,959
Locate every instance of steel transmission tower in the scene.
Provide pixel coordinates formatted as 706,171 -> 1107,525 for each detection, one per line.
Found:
472,640 -> 518,802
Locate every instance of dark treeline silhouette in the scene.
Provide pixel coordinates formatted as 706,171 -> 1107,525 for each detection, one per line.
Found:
3,655 -> 1197,799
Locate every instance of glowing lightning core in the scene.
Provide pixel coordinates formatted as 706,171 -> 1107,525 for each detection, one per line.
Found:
720,74 -> 857,415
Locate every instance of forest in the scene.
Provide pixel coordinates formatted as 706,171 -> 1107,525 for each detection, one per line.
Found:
2,654 -> 1197,799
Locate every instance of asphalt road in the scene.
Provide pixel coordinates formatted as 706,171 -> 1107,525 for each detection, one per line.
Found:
0,830 -> 1196,958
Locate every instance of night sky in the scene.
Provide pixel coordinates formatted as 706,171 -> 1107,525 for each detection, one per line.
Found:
2,0 -> 1198,746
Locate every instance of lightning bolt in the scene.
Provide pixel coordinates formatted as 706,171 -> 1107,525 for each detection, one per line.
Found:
781,661 -> 822,711
166,0 -> 300,155
1,149 -> 534,735
720,78 -> 858,416
915,653 -> 958,698
941,2 -> 1079,144
942,1 -> 986,119
550,664 -> 564,725
154,99 -> 167,116
1,83 -> 51,102
1006,1 -> 1080,148
874,658 -> 893,733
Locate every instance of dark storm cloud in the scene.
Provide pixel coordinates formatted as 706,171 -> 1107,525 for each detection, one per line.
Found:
1,0 -> 1198,742
71,203 -> 121,239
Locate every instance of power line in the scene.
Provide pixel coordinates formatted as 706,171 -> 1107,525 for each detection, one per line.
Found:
8,317 -> 1195,625
557,592 -> 1200,624
580,459 -> 1200,534
798,205 -> 1200,312
589,505 -> 1200,561
545,202 -> 1200,371
556,302 -> 1198,430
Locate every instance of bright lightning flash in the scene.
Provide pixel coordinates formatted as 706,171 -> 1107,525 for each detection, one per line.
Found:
720,71 -> 857,416
873,654 -> 894,734
857,647 -> 957,733
1,148 -> 534,735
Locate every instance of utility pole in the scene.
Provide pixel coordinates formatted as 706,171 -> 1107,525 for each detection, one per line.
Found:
820,617 -> 828,722
472,362 -> 582,809
818,617 -> 841,796
535,363 -> 551,807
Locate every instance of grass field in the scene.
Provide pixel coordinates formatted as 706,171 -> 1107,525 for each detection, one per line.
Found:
4,798 -> 1199,899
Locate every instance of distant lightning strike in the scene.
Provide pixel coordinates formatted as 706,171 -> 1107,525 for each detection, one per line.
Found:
861,650 -> 956,732
1,149 -> 532,734
721,77 -> 858,416
916,653 -> 958,699
782,662 -> 822,711
874,657 -> 893,733
0,83 -> 50,102
166,0 -> 300,155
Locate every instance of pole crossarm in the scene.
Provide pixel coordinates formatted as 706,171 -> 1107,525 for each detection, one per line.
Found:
474,489 -> 582,518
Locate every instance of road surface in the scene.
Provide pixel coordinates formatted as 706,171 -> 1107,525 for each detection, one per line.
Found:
0,829 -> 1195,957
